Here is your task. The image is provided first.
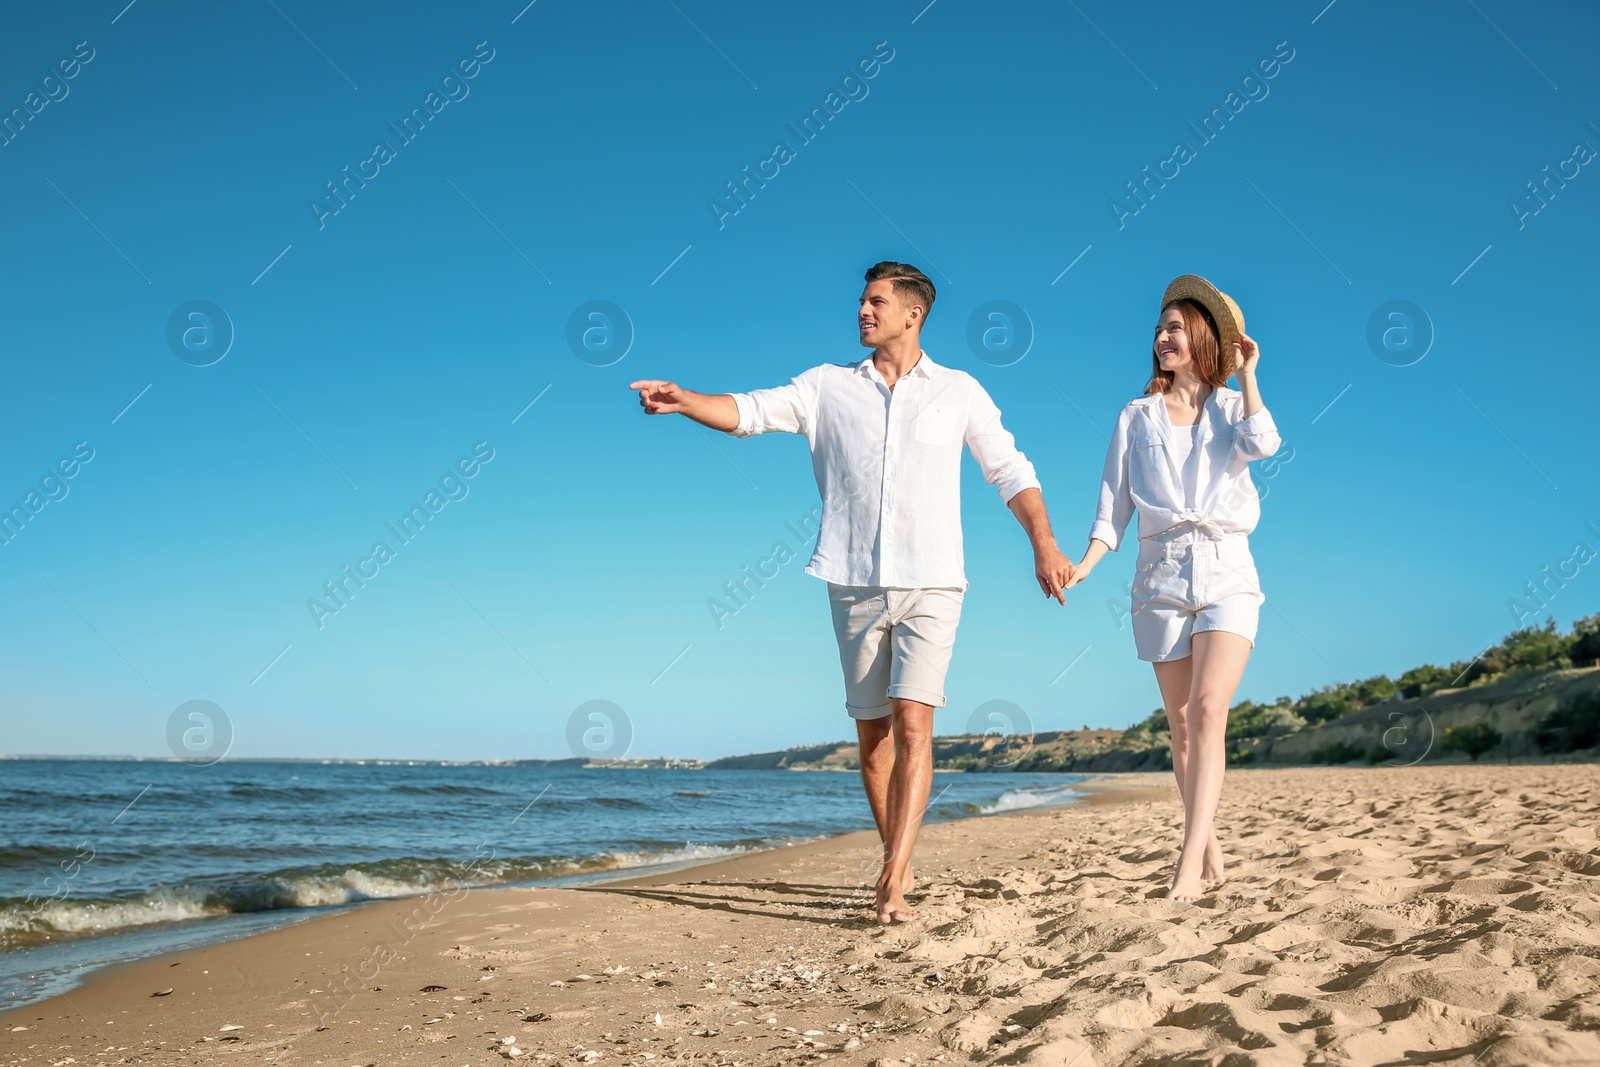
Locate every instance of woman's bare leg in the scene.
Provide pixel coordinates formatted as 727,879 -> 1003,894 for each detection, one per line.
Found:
1152,658 -> 1224,886
1169,631 -> 1252,902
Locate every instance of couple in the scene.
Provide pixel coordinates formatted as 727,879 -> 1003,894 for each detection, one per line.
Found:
631,262 -> 1280,920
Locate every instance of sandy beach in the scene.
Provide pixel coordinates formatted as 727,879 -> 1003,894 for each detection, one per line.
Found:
4,764 -> 1599,1067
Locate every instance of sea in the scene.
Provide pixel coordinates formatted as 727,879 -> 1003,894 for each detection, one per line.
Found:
0,759 -> 1089,1010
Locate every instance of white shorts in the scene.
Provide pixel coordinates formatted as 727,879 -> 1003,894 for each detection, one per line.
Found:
827,584 -> 964,719
1131,537 -> 1262,662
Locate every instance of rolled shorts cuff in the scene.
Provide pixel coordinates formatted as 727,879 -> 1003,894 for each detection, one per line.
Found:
846,700 -> 894,721
1191,619 -> 1260,647
1138,606 -> 1263,656
885,683 -> 947,709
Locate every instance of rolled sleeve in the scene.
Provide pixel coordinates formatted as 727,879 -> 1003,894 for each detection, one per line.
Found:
1088,518 -> 1122,550
730,392 -> 760,438
992,460 -> 1041,505
1089,410 -> 1134,552
726,368 -> 821,439
1233,406 -> 1282,462
964,384 -> 1041,504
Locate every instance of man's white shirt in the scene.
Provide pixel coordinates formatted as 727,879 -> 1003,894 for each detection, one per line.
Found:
729,351 -> 1039,589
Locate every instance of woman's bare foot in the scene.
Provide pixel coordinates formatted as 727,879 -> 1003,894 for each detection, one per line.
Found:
1202,836 -> 1225,888
1168,849 -> 1209,903
1167,871 -> 1207,903
902,865 -> 915,897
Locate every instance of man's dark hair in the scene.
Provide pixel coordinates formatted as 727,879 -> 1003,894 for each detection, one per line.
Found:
864,261 -> 936,323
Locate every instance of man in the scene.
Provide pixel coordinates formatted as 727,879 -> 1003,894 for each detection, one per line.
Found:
630,261 -> 1072,923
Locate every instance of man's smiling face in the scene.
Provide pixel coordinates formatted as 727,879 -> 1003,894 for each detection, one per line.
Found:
858,279 -> 919,349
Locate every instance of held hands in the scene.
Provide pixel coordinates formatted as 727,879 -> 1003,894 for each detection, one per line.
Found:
1061,557 -> 1094,592
1232,333 -> 1261,378
629,380 -> 688,415
1034,542 -> 1075,605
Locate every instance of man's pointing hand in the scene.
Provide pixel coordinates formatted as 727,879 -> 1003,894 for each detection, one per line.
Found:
629,380 -> 687,415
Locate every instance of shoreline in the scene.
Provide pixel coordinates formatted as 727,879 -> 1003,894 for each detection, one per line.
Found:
9,766 -> 1593,1066
0,773 -> 1129,1018
0,774 -> 1166,1040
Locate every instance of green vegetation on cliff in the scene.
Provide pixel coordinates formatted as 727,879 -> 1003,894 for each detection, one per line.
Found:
706,615 -> 1600,772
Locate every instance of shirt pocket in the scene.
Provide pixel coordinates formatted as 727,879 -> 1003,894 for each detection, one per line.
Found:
914,403 -> 960,446
1131,432 -> 1166,473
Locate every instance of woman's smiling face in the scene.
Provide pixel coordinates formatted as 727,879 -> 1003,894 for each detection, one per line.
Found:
1154,306 -> 1192,374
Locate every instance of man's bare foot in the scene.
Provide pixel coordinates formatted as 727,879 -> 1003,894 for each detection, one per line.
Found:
902,865 -> 915,897
876,873 -> 916,923
1202,837 -> 1225,888
876,888 -> 916,924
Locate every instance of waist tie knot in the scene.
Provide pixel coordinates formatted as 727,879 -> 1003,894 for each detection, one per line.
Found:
1175,509 -> 1228,540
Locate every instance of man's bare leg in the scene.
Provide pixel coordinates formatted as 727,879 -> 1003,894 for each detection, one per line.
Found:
876,698 -> 934,924
856,716 -> 913,896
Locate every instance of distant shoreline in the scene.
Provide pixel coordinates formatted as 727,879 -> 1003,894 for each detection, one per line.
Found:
6,662 -> 1596,770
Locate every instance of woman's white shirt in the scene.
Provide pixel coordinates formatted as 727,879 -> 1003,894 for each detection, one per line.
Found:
1090,387 -> 1281,550
1167,423 -> 1202,510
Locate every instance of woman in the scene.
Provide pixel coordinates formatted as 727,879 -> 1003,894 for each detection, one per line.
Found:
1063,275 -> 1281,902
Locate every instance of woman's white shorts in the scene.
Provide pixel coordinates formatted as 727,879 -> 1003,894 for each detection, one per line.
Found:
1131,537 -> 1262,662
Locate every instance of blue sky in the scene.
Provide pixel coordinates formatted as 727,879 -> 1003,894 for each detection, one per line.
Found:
1,0 -> 1596,762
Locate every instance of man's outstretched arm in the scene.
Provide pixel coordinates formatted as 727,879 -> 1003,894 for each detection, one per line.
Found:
1007,487 -> 1075,605
629,380 -> 739,432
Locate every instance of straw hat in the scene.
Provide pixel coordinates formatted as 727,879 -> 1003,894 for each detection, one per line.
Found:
1161,275 -> 1244,375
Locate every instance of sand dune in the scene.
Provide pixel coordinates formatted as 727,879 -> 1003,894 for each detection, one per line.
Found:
4,765 -> 1598,1066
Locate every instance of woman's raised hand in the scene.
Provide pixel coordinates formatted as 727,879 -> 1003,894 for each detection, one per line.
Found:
1233,334 -> 1261,378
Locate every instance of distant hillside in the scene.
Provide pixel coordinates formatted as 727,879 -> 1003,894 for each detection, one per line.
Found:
703,730 -> 1157,773
707,742 -> 860,771
1246,665 -> 1599,766
703,665 -> 1600,773
650,618 -> 1600,772
704,728 -> 1166,773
